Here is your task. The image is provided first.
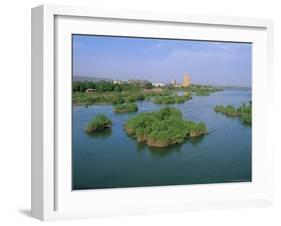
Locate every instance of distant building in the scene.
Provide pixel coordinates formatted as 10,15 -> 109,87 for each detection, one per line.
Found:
172,79 -> 176,85
85,88 -> 96,93
152,82 -> 165,87
182,73 -> 191,87
113,80 -> 122,84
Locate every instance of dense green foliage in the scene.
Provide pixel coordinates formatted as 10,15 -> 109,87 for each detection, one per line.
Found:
124,107 -> 207,147
214,102 -> 252,125
85,114 -> 112,133
73,81 -> 223,106
73,90 -> 172,106
214,105 -> 237,116
73,80 -> 153,93
114,103 -> 138,113
153,94 -> 192,104
73,91 -> 142,105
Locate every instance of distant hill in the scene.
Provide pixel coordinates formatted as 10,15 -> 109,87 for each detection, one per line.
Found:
73,76 -> 113,82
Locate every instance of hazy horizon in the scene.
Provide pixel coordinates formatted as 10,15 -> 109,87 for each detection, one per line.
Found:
73,35 -> 252,87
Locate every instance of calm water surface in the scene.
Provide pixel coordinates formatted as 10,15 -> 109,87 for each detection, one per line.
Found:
72,88 -> 252,189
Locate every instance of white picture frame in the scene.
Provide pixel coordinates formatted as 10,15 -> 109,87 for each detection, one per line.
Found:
31,4 -> 274,221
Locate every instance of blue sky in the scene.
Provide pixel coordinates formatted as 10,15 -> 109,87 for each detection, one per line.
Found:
73,35 -> 252,87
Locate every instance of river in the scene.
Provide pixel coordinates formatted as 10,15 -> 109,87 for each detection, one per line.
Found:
72,88 -> 252,190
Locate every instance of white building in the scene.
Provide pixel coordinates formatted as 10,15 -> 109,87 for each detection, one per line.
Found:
113,80 -> 122,84
152,82 -> 165,87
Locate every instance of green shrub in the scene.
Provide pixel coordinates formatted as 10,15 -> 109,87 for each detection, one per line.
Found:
114,103 -> 138,113
241,113 -> 252,125
124,107 -> 207,147
153,95 -> 191,105
214,102 -> 252,125
85,115 -> 112,133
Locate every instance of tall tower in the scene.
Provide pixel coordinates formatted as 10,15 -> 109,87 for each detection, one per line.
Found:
182,73 -> 190,87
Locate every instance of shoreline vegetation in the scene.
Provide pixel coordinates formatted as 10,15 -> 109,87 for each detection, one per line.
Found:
124,107 -> 207,148
72,80 -> 223,106
85,114 -> 112,133
214,102 -> 252,125
182,84 -> 224,96
114,103 -> 138,113
153,92 -> 192,104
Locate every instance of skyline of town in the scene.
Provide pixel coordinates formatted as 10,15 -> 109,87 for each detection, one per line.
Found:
73,35 -> 252,87
73,75 -> 251,88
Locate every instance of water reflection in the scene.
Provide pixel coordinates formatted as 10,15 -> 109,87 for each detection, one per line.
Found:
189,135 -> 205,146
148,145 -> 182,159
125,123 -> 207,158
85,129 -> 112,139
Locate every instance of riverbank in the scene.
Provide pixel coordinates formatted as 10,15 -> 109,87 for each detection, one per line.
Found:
73,84 -> 223,106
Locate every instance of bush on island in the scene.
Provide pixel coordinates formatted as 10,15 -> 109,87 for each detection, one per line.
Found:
85,114 -> 112,133
214,102 -> 252,125
114,103 -> 138,113
124,107 -> 207,148
153,95 -> 191,105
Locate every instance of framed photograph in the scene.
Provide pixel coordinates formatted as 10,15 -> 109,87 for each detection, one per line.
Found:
31,4 -> 274,221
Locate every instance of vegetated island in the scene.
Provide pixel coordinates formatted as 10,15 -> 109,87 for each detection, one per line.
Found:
114,103 -> 138,113
153,92 -> 192,104
85,114 -> 112,133
214,102 -> 252,125
124,107 -> 207,148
